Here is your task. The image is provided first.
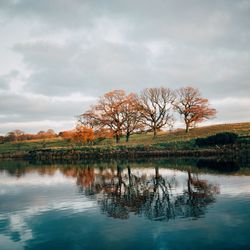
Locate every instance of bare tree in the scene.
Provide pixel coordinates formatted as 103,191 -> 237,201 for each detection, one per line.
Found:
136,87 -> 175,137
174,87 -> 216,133
6,130 -> 25,142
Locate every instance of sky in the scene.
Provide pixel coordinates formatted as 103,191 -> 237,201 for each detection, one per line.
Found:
0,0 -> 249,135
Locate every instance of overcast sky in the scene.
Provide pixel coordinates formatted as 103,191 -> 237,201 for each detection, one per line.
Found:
0,0 -> 249,134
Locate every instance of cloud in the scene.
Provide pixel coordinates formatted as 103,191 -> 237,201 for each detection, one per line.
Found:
0,0 -> 249,132
1,1 -> 249,49
0,91 -> 94,119
211,97 -> 250,122
12,39 -> 250,99
0,71 -> 21,91
0,91 -> 96,134
0,0 -> 97,30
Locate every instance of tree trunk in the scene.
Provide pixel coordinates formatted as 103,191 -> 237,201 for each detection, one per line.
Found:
128,166 -> 131,184
155,166 -> 159,179
154,166 -> 159,192
185,123 -> 189,133
187,170 -> 192,195
153,128 -> 157,137
115,134 -> 120,143
126,133 -> 130,142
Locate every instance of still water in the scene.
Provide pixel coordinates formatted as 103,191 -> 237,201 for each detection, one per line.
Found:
0,159 -> 250,250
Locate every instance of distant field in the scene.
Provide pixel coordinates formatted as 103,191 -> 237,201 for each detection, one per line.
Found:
0,137 -> 71,154
0,122 -> 249,154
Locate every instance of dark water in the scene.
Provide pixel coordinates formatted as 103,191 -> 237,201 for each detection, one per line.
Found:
0,159 -> 250,250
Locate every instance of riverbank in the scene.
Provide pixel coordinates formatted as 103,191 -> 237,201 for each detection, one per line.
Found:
0,122 -> 249,160
0,143 -> 249,161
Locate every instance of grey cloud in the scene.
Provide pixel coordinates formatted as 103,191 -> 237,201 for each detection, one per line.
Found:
14,40 -> 154,95
0,90 -> 95,134
1,0 -> 249,50
13,42 -> 74,70
0,76 -> 9,90
13,39 -> 250,99
0,0 -> 98,29
0,71 -> 20,90
0,0 -> 249,132
0,92 -> 94,123
211,98 -> 250,123
127,1 -> 250,50
6,0 -> 249,98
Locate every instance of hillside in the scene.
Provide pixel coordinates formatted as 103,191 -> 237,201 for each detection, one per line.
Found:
0,122 -> 249,155
114,122 -> 250,145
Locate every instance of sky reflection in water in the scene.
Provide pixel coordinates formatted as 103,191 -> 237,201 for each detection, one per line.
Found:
0,160 -> 250,250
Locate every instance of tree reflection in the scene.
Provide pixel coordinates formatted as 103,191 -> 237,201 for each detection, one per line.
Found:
97,165 -> 153,219
0,162 -> 220,221
76,166 -> 219,221
174,170 -> 220,218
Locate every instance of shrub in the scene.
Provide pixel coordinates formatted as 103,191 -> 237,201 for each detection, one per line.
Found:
195,132 -> 238,147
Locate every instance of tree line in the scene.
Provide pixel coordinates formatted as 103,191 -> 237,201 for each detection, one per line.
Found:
0,129 -> 57,143
79,86 -> 216,143
0,128 -> 95,144
0,86 -> 216,145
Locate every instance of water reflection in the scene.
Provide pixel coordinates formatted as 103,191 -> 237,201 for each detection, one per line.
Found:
197,159 -> 240,172
73,166 -> 219,220
0,160 -> 250,250
0,162 -> 220,221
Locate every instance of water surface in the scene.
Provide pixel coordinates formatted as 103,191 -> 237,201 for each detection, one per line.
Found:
0,159 -> 250,250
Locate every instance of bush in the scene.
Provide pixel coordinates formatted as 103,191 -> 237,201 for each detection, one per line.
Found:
195,132 -> 238,147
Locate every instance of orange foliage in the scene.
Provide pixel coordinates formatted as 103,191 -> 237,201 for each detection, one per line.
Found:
81,90 -> 127,143
174,87 -> 217,132
76,168 -> 95,187
72,125 -> 94,144
59,130 -> 75,139
80,90 -> 144,143
94,128 -> 114,140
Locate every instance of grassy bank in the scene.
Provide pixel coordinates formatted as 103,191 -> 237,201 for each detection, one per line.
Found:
0,122 -> 249,159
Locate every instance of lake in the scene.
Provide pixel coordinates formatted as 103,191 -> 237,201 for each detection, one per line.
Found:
0,158 -> 250,250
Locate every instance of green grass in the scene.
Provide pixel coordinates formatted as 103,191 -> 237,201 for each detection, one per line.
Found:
96,122 -> 250,149
0,138 -> 72,154
0,122 -> 249,154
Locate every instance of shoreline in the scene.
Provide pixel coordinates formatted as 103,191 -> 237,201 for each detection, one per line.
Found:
0,146 -> 248,160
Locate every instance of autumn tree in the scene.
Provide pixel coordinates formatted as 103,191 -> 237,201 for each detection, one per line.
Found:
46,129 -> 56,137
73,125 -> 94,144
174,87 -> 216,133
81,90 -> 127,143
58,130 -> 75,140
121,93 -> 144,142
136,87 -> 175,137
94,128 -> 114,142
80,90 -> 143,143
79,106 -> 98,129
